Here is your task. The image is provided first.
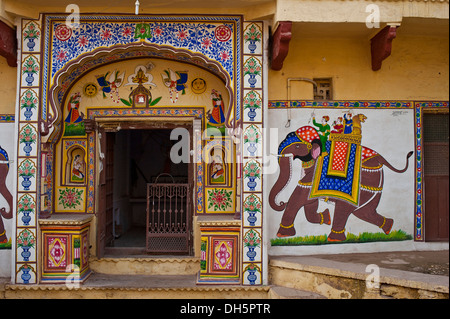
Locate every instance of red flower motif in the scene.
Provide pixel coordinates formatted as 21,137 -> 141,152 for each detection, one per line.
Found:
56,50 -> 67,62
101,29 -> 112,40
78,35 -> 88,47
219,50 -> 230,61
177,30 -> 188,41
122,27 -> 132,37
201,37 -> 212,49
154,27 -> 163,37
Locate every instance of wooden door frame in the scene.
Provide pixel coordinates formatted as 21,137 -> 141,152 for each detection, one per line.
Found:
96,118 -> 195,257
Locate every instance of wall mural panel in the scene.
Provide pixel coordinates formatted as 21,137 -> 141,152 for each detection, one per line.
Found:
11,14 -> 244,284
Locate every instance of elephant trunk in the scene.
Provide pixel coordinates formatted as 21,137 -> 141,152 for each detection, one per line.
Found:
269,155 -> 293,211
0,166 -> 13,220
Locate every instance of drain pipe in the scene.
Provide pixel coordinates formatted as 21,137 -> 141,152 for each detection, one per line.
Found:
285,78 -> 317,128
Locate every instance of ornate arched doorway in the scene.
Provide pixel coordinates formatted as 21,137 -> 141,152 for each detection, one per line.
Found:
14,14 -> 265,286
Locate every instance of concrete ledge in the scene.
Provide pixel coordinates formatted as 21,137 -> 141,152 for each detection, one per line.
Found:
269,286 -> 326,299
90,257 -> 200,275
269,256 -> 449,299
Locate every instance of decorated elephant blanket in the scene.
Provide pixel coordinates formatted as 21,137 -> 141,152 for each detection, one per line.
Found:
309,133 -> 363,206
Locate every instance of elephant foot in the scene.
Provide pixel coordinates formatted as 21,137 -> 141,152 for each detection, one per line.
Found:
327,228 -> 346,242
0,234 -> 7,244
381,218 -> 394,235
277,223 -> 296,237
320,209 -> 331,225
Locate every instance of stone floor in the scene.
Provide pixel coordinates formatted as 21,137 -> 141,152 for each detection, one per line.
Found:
309,250 -> 449,276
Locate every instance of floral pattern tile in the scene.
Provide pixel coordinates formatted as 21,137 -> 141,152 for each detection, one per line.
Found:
18,123 -> 38,157
21,54 -> 40,87
19,89 -> 39,122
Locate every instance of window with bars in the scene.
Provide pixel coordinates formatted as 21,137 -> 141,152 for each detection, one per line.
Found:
313,78 -> 333,100
423,113 -> 449,176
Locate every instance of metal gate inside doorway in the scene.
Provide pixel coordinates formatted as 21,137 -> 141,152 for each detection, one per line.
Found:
146,174 -> 191,254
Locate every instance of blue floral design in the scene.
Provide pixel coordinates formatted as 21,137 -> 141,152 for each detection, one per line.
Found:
51,21 -> 234,80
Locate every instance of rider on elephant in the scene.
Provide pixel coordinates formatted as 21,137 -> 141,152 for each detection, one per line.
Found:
312,115 -> 330,152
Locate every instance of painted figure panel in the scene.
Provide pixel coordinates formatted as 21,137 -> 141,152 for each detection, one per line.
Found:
267,108 -> 415,246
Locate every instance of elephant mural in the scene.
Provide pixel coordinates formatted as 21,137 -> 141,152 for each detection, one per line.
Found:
0,145 -> 13,244
269,121 -> 413,242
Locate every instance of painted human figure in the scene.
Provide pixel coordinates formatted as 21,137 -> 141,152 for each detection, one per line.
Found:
208,89 -> 226,126
65,92 -> 83,124
343,111 -> 353,134
210,154 -> 225,184
312,115 -> 331,151
0,145 -> 13,244
331,117 -> 344,134
71,154 -> 85,182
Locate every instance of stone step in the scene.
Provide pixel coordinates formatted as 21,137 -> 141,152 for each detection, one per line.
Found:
4,273 -> 270,299
269,286 -> 327,299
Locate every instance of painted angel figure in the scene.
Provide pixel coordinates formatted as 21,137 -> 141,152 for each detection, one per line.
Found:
161,68 -> 188,103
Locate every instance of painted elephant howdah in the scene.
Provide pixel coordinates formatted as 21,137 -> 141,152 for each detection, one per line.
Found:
269,125 -> 413,242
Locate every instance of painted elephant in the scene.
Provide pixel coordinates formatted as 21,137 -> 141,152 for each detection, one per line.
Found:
269,125 -> 413,242
0,146 -> 13,244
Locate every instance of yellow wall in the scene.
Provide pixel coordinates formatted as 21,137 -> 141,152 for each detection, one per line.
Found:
0,57 -> 17,114
269,34 -> 449,101
64,58 -> 229,111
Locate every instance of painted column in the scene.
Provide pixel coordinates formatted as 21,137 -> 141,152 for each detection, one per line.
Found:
13,18 -> 43,284
241,21 -> 264,285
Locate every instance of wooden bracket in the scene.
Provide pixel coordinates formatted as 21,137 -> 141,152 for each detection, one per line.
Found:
370,25 -> 398,71
270,21 -> 292,71
0,20 -> 17,67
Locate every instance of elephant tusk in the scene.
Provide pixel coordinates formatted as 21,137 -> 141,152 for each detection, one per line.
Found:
270,153 -> 293,158
0,160 -> 13,164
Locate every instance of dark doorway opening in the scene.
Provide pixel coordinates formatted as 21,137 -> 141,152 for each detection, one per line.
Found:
101,127 -> 191,256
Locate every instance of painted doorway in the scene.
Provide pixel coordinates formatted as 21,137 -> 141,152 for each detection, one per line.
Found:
423,112 -> 449,242
98,123 -> 193,256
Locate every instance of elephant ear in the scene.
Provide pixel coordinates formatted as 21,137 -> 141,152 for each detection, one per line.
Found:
311,141 -> 322,160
